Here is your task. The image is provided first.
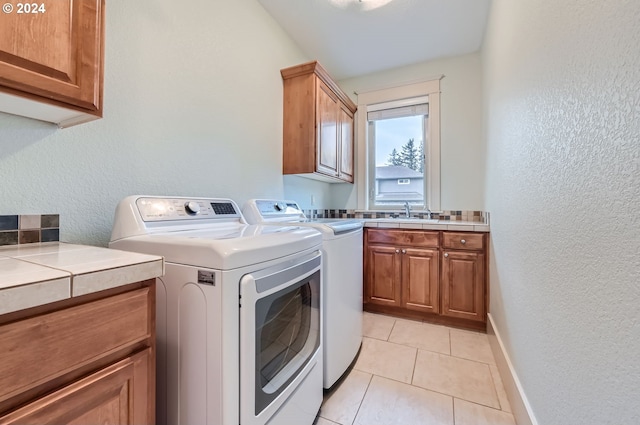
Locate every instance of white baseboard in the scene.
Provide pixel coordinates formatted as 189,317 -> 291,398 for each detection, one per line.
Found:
487,313 -> 539,425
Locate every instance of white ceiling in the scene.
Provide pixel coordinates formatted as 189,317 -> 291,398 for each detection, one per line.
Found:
257,0 -> 492,80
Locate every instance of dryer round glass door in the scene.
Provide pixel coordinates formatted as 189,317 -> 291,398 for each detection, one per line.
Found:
239,252 -> 321,424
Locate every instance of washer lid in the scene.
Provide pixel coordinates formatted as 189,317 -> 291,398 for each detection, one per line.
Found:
242,198 -> 363,235
303,218 -> 363,235
109,224 -> 322,270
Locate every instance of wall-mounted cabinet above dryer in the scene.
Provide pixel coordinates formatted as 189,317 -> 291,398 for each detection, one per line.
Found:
281,61 -> 357,183
0,0 -> 105,128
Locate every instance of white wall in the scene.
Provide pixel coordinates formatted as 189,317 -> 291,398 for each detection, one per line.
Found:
483,1 -> 640,424
333,52 -> 485,211
282,176 -> 333,210
0,0 -> 313,246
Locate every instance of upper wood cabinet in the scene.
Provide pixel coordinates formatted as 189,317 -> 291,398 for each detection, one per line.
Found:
281,61 -> 357,183
0,0 -> 105,128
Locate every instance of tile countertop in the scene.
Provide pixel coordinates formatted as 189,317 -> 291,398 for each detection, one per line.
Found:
0,242 -> 164,315
363,218 -> 490,232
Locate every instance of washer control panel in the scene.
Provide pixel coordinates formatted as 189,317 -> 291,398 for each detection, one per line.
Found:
254,200 -> 302,216
135,197 -> 241,222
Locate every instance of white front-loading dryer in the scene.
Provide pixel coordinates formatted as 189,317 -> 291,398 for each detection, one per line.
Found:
110,196 -> 323,425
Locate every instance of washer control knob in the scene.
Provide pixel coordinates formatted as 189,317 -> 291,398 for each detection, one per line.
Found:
274,203 -> 283,211
184,201 -> 201,215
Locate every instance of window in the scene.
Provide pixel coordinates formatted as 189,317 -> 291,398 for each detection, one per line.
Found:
368,100 -> 428,207
355,79 -> 441,211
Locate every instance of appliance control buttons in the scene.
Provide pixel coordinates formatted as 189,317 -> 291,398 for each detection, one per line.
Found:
184,201 -> 201,215
211,202 -> 237,215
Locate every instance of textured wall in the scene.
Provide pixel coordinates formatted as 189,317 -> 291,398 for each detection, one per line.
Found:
0,0 -> 314,246
483,0 -> 640,423
334,52 -> 485,211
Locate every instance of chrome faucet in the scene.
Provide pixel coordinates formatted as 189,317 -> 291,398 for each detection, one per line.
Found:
403,201 -> 411,218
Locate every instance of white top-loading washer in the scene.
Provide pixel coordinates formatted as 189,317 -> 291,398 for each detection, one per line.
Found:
243,199 -> 363,389
110,196 -> 324,425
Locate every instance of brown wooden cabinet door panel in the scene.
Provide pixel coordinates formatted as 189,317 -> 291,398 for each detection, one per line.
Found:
366,245 -> 401,307
402,248 -> 439,314
316,79 -> 339,177
0,0 -> 104,111
0,287 -> 151,403
338,104 -> 354,182
442,251 -> 485,321
0,349 -> 152,425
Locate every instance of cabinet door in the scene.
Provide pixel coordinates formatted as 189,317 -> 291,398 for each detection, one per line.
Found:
0,287 -> 151,405
338,104 -> 354,182
402,248 -> 439,314
0,0 -> 104,112
365,245 -> 402,307
0,349 -> 153,425
316,79 -> 339,177
441,251 -> 485,322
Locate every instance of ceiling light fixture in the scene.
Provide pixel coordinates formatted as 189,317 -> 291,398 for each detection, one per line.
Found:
328,0 -> 395,11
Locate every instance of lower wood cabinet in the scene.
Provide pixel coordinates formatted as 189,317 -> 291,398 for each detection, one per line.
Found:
364,228 -> 488,331
0,350 -> 151,425
366,244 -> 439,314
366,244 -> 402,307
403,248 -> 440,314
441,250 -> 485,322
0,281 -> 155,425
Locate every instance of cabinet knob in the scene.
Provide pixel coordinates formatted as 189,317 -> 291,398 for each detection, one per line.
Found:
444,253 -> 449,258
460,239 -> 466,244
395,249 -> 400,253
401,249 -> 406,254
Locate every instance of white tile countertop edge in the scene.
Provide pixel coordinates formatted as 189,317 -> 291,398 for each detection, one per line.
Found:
73,261 -> 163,297
363,219 -> 490,232
0,278 -> 70,315
0,242 -> 164,315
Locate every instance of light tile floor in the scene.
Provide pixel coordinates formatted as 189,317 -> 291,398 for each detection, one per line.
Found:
316,312 -> 516,425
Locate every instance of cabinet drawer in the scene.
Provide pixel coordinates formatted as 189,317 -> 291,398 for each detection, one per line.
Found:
367,229 -> 439,248
443,232 -> 484,251
0,287 -> 151,403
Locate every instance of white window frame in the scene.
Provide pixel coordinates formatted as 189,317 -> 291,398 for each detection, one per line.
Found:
355,78 -> 441,211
